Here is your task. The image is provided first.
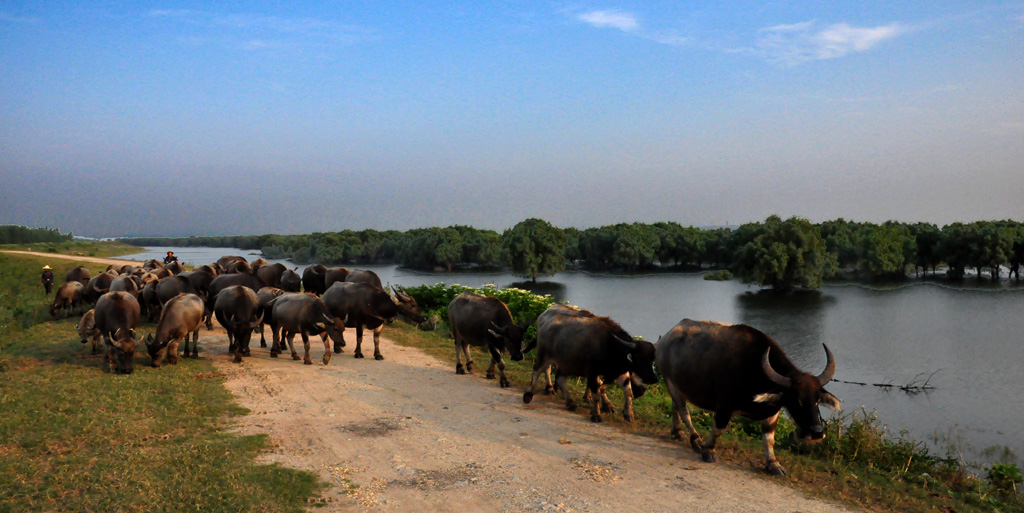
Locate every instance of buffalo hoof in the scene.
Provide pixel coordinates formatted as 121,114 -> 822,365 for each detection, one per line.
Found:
566,402 -> 577,412
260,341 -> 267,348
766,462 -> 786,476
544,385 -> 555,395
322,357 -> 330,365
270,352 -> 279,358
333,347 -> 342,354
671,428 -> 682,440
190,352 -> 198,359
233,355 -> 243,364
590,414 -> 603,423
456,364 -> 466,375
701,451 -> 717,463
485,373 -> 496,380
623,412 -> 634,422
374,354 -> 384,361
466,362 -> 474,372
689,434 -> 704,453
304,360 -> 312,366
523,392 -> 534,404
354,352 -> 364,359
291,354 -> 301,361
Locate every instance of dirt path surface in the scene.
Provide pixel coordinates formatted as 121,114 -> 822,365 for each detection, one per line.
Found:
195,329 -> 857,513
0,250 -> 144,267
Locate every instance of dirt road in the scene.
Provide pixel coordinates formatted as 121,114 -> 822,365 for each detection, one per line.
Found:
199,329 -> 856,513
0,250 -> 144,267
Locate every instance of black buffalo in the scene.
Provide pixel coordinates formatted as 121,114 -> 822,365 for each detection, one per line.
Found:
655,319 -> 840,476
321,282 -> 413,360
213,285 -> 263,363
280,269 -> 301,292
268,293 -> 343,365
447,292 -> 526,388
524,304 -> 659,423
301,264 -> 327,295
94,291 -> 142,374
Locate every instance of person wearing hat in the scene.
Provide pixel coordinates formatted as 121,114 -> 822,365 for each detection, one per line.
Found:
163,251 -> 178,265
40,265 -> 55,295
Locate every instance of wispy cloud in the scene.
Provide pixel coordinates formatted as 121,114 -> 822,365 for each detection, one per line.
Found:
755,20 -> 908,65
573,9 -> 688,47
577,10 -> 638,32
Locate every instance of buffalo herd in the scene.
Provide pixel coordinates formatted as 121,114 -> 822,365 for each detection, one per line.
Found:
61,254 -> 840,475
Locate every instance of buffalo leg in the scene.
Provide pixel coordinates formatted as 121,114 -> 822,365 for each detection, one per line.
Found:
270,324 -> 282,357
286,332 -> 300,361
762,412 -> 785,476
616,374 -> 635,422
696,411 -> 733,464
454,336 -> 470,374
523,356 -> 551,403
168,337 -> 180,365
587,377 -> 603,422
259,322 -> 267,348
486,345 -> 509,387
372,325 -> 384,360
301,332 -> 312,365
666,380 -> 707,455
353,325 -> 365,358
556,372 -> 576,411
189,328 -> 200,358
319,332 -> 331,365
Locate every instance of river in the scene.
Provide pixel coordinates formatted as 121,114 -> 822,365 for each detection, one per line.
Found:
121,246 -> 1024,465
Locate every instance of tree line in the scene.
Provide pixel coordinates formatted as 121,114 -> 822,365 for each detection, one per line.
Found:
118,216 -> 1024,289
0,225 -> 73,244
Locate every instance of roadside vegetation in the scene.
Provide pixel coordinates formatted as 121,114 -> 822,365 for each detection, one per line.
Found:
120,216 -> 1024,290
395,283 -> 1024,513
0,246 -> 324,512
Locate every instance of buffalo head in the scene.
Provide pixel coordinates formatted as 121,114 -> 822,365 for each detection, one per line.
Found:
487,321 -> 528,361
759,344 -> 841,441
107,327 -> 139,374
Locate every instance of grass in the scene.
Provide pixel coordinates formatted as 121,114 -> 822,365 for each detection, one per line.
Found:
0,249 -> 325,512
386,320 -> 1024,513
0,240 -> 143,258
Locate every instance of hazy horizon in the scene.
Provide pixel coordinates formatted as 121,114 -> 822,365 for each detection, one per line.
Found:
2,2 -> 1023,238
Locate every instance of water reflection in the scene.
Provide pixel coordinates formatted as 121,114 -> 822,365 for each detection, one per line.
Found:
735,290 -> 836,371
506,281 -> 567,302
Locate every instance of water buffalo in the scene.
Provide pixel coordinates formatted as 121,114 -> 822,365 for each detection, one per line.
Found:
301,264 -> 327,295
84,273 -> 115,304
164,261 -> 184,275
205,272 -> 265,328
65,266 -> 91,285
255,287 -> 287,347
216,255 -> 247,270
321,282 -> 406,360
142,259 -> 164,271
213,285 -> 263,363
50,281 -> 84,318
94,291 -> 141,374
109,275 -> 140,296
194,264 -> 219,277
145,293 -> 205,366
139,280 -> 161,321
155,275 -> 198,306
76,309 -> 102,354
447,292 -> 526,388
255,262 -> 287,288
226,260 -> 252,274
345,270 -> 425,325
178,270 -> 215,299
524,304 -> 659,423
655,319 -> 840,476
280,269 -> 301,292
324,267 -> 350,289
269,293 -> 344,365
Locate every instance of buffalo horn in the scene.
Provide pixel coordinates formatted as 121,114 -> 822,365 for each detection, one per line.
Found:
251,310 -> 265,326
816,344 -> 836,386
489,322 -> 507,336
761,348 -> 792,388
614,334 -> 637,350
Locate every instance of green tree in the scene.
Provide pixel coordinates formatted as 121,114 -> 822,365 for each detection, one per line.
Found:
733,215 -> 836,290
501,218 -> 567,281
856,222 -> 915,280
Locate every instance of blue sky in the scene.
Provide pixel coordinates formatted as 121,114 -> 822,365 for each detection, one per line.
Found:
1,1 -> 1022,237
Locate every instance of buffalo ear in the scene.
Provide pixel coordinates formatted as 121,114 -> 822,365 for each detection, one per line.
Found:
820,390 -> 842,410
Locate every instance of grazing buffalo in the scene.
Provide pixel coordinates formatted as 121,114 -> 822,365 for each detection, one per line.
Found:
255,287 -> 287,347
84,273 -> 115,304
213,285 -> 263,363
655,319 -> 840,476
146,293 -> 205,366
255,262 -> 287,288
65,266 -> 91,285
447,292 -> 526,388
94,291 -> 141,374
76,309 -> 102,354
301,264 -> 327,295
269,293 -> 344,365
280,269 -> 301,292
50,281 -> 84,319
321,282 -> 408,360
524,304 -> 659,423
324,267 -> 350,289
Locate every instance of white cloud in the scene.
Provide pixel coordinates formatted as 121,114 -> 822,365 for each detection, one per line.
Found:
757,21 -> 907,65
577,10 -> 639,32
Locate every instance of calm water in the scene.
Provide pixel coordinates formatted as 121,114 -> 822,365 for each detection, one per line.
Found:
121,247 -> 1024,464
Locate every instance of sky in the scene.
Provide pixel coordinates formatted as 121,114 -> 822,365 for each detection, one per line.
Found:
1,1 -> 1023,238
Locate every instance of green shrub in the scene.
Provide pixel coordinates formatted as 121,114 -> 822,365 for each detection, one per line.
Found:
403,283 -> 555,346
703,269 -> 733,281
989,462 -> 1023,495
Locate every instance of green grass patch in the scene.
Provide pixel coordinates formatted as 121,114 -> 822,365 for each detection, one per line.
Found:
0,252 -> 325,512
